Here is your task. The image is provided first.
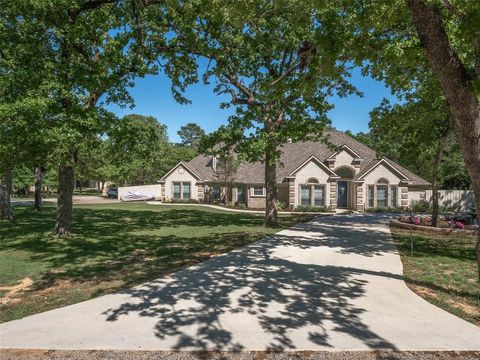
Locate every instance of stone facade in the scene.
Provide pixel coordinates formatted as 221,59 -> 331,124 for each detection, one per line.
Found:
356,182 -> 364,212
246,185 -> 265,209
329,181 -> 337,211
288,179 -> 295,209
400,186 -> 408,208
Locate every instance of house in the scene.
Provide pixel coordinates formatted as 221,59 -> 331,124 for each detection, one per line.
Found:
159,130 -> 430,211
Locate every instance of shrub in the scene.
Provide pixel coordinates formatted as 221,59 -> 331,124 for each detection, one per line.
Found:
410,200 -> 431,213
170,198 -> 199,204
277,201 -> 288,210
236,203 -> 247,209
366,207 -> 403,213
294,205 -> 328,212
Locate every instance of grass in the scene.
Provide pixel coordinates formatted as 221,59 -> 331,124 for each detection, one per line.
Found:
0,203 -> 310,323
390,227 -> 480,326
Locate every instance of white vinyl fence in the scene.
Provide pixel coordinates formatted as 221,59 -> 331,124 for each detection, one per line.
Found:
118,184 -> 162,200
425,189 -> 475,212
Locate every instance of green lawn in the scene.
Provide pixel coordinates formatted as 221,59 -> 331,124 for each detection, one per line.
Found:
0,203 -> 310,323
390,227 -> 480,326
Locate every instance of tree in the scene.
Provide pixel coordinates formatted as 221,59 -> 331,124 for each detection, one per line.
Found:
348,0 -> 480,278
368,90 -> 453,227
172,0 -> 358,226
405,0 -> 480,277
177,123 -> 205,147
105,114 -> 170,185
0,0 -> 53,218
213,152 -> 240,205
2,0 -> 187,234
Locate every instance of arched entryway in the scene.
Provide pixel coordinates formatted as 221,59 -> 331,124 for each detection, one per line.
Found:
334,166 -> 355,209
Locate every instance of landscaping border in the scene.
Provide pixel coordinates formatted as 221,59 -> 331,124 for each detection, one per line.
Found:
389,219 -> 478,235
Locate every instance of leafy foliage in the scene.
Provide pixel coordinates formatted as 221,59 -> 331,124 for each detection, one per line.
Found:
177,123 -> 205,147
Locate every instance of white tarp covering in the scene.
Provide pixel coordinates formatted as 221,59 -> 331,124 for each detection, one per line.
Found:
120,191 -> 155,202
118,184 -> 162,200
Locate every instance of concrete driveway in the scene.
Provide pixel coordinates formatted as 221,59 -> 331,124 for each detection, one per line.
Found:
1,214 -> 479,351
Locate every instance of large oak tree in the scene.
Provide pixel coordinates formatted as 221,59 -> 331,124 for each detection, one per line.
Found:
350,0 -> 480,278
163,0 -> 359,226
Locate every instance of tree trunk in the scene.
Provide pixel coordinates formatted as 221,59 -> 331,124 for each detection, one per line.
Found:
407,0 -> 480,279
431,127 -> 452,227
0,168 -> 13,220
34,166 -> 44,211
53,164 -> 74,235
265,144 -> 278,227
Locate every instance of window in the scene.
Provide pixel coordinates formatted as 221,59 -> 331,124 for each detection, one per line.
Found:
252,186 -> 265,197
211,185 -> 221,199
377,185 -> 388,208
173,182 -> 181,199
182,182 -> 190,200
300,185 -> 311,205
368,185 -> 374,208
391,186 -> 397,207
300,183 -> 325,206
314,185 -> 325,206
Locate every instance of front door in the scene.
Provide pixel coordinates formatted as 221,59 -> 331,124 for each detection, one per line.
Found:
237,185 -> 246,204
337,181 -> 348,208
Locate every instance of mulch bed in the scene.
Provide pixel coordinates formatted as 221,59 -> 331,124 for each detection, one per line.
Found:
390,219 -> 478,235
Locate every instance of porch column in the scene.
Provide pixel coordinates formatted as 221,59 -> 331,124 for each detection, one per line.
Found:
329,181 -> 337,211
400,186 -> 408,209
161,183 -> 166,201
197,184 -> 204,202
356,182 -> 364,212
288,179 -> 295,209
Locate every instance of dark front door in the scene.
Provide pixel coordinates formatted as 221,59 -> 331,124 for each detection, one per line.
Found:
237,185 -> 246,204
337,181 -> 348,208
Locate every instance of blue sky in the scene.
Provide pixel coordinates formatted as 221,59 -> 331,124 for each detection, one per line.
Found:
107,67 -> 397,143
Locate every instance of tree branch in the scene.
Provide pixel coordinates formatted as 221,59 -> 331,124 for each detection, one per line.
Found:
224,74 -> 256,105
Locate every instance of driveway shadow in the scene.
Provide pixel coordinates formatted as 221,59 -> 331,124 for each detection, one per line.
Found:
103,217 -> 399,351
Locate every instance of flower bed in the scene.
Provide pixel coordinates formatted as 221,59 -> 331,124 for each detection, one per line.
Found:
391,217 -> 478,235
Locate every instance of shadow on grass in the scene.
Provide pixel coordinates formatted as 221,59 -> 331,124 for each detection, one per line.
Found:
0,205 -> 309,291
391,228 -> 479,318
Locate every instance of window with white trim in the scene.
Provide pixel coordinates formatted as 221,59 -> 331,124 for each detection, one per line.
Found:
377,185 -> 388,207
391,185 -> 397,207
252,186 -> 265,197
182,182 -> 191,200
300,185 -> 311,205
172,182 -> 181,199
299,179 -> 325,207
313,185 -> 325,206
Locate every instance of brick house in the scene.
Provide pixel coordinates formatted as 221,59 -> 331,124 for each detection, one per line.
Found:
159,131 -> 430,211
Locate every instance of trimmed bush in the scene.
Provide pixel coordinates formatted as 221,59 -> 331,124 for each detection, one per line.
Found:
294,205 -> 329,212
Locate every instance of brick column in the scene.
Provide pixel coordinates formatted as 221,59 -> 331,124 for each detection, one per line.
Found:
160,183 -> 166,201
400,186 -> 408,208
329,181 -> 337,211
356,183 -> 364,212
288,179 -> 296,209
197,184 -> 204,202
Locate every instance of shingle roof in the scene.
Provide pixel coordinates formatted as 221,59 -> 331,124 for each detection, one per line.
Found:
183,130 -> 430,186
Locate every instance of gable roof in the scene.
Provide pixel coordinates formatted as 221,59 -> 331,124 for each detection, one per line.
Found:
356,158 -> 410,181
160,161 -> 203,181
327,144 -> 363,160
166,130 -> 430,186
287,155 -> 338,177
